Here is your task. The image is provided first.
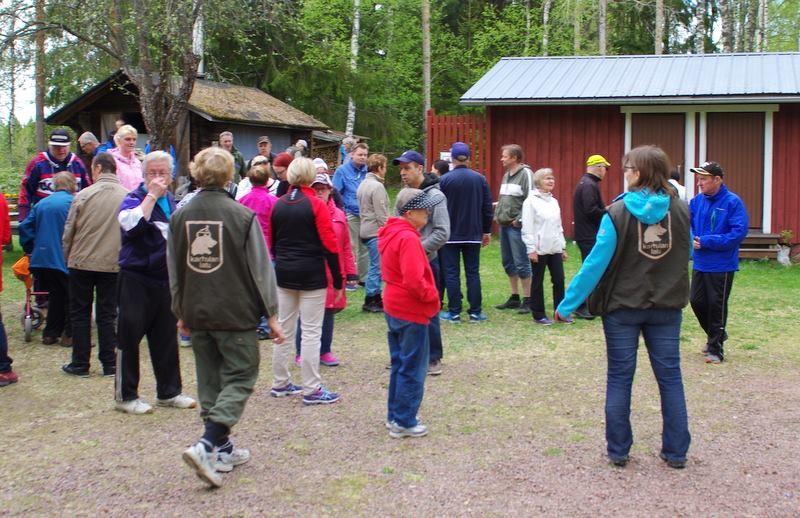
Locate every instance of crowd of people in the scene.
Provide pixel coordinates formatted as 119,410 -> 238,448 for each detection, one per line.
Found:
0,126 -> 750,486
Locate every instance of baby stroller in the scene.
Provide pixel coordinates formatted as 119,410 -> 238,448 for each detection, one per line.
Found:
12,255 -> 47,342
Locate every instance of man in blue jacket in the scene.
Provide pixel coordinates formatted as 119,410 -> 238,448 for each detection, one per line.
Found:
688,162 -> 748,364
333,142 -> 369,284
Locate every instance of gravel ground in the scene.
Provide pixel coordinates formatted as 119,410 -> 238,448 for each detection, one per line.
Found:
2,303 -> 799,516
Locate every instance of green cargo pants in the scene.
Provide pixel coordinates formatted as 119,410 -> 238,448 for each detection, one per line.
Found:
191,329 -> 260,429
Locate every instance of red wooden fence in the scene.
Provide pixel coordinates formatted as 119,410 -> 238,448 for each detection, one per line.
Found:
425,109 -> 490,176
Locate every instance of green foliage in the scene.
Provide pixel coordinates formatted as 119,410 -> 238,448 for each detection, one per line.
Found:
0,120 -> 38,195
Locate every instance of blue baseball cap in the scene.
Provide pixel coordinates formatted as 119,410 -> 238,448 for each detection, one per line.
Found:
450,142 -> 470,160
392,150 -> 425,166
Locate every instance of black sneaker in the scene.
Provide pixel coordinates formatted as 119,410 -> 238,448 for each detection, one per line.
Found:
609,455 -> 629,467
102,365 -> 116,377
659,452 -> 686,469
61,363 -> 90,378
516,298 -> 532,314
573,308 -> 596,320
495,296 -> 521,310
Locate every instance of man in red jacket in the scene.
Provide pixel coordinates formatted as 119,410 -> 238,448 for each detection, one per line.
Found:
378,188 -> 440,438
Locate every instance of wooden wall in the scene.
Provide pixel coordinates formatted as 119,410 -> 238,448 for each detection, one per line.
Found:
772,104 -> 800,239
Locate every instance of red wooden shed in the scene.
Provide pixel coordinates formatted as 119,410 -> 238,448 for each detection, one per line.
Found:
429,53 -> 800,240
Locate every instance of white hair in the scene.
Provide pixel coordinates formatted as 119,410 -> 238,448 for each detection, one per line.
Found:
142,150 -> 174,177
78,132 -> 99,145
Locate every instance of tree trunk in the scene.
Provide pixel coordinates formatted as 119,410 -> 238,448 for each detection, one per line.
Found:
345,0 -> 361,137
720,0 -> 734,52
421,0 -> 431,150
757,0 -> 768,51
523,0 -> 531,55
6,34 -> 16,162
35,0 -> 46,150
734,0 -> 745,52
573,0 -> 581,54
655,0 -> 664,54
598,0 -> 607,55
542,0 -> 552,56
695,0 -> 706,54
745,0 -> 758,51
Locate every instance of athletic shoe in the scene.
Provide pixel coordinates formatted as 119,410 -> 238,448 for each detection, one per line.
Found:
385,420 -> 395,429
156,394 -> 197,409
516,298 -> 532,314
102,365 -> 116,377
0,370 -> 19,387
294,355 -> 302,366
179,334 -> 192,348
256,329 -> 270,340
270,383 -> 302,397
427,359 -> 443,376
659,452 -> 686,469
302,386 -> 340,405
573,308 -> 596,320
495,296 -> 521,310
345,284 -> 359,292
609,455 -> 629,467
468,312 -> 488,323
61,363 -> 90,378
115,398 -> 154,415
555,314 -> 574,324
439,310 -> 461,324
320,352 -> 340,366
533,317 -> 553,326
704,354 -> 723,364
216,447 -> 251,473
389,422 -> 428,439
183,442 -> 222,488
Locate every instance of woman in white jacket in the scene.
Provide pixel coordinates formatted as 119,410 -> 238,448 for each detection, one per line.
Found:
521,168 -> 571,325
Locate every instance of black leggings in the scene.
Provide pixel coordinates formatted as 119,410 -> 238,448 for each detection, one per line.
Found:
530,254 -> 565,320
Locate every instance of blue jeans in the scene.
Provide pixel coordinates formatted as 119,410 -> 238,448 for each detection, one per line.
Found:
500,226 -> 531,278
427,258 -> 443,361
296,310 -> 335,356
0,314 -> 11,372
386,314 -> 430,428
441,243 -> 482,314
363,237 -> 382,297
602,308 -> 691,462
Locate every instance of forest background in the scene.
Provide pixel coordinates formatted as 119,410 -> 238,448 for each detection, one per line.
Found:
1,0 -> 800,193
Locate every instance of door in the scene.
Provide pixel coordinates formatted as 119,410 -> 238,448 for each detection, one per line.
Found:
631,113 -> 686,178
706,112 -> 764,230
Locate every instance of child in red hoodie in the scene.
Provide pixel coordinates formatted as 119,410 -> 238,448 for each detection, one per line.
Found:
378,188 -> 440,438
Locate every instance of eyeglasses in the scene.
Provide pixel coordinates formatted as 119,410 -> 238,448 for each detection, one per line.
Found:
623,166 -> 636,170
146,172 -> 171,177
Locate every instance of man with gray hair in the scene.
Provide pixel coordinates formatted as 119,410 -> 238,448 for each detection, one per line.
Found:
115,151 -> 196,415
78,132 -> 100,156
218,131 -> 246,183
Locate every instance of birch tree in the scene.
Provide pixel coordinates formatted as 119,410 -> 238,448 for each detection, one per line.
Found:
720,0 -> 734,52
422,0 -> 430,145
542,0 -> 552,56
34,0 -> 44,149
655,0 -> 664,54
345,0 -> 361,137
598,0 -> 607,55
695,0 -> 706,53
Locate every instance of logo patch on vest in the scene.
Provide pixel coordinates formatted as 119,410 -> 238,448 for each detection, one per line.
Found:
186,221 -> 223,273
638,213 -> 672,259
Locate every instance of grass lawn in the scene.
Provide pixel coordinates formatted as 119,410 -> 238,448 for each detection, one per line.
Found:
1,237 -> 799,515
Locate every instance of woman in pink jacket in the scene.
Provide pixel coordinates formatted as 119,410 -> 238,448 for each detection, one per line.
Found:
294,173 -> 357,366
110,125 -> 143,191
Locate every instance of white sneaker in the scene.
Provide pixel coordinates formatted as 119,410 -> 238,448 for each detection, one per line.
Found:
216,447 -> 251,473
115,399 -> 154,415
183,442 -> 222,488
389,422 -> 428,438
179,335 -> 192,348
156,394 -> 197,409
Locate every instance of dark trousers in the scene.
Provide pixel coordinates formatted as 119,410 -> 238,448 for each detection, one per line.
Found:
436,252 -> 446,304
0,312 -> 11,372
69,269 -> 118,369
576,241 -> 595,313
115,272 -> 182,402
530,254 -> 565,320
295,309 -> 335,356
690,270 -> 735,359
32,268 -> 71,339
441,243 -> 482,314
428,257 -> 443,361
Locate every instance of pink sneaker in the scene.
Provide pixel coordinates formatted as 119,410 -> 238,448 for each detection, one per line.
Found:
294,355 -> 302,366
320,352 -> 340,367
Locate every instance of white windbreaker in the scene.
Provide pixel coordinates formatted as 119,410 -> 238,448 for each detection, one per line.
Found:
521,189 -> 567,255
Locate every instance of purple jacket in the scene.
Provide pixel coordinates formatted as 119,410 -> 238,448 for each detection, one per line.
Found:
117,186 -> 175,283
239,186 -> 278,259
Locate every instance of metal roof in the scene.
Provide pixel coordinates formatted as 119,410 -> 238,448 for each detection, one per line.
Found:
460,53 -> 800,105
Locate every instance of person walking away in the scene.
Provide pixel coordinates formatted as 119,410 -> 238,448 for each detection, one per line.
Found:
333,143 -> 370,285
556,145 -> 692,469
438,142 -> 493,327
60,153 -> 128,377
115,151 -> 196,415
294,174 -> 357,367
521,168 -> 570,326
394,150 -> 450,376
0,194 -> 17,387
379,188 -> 440,437
168,147 -> 284,488
571,154 -> 611,319
357,153 -> 390,312
19,172 -> 76,347
688,161 -> 748,364
270,158 -> 343,405
494,144 -> 534,314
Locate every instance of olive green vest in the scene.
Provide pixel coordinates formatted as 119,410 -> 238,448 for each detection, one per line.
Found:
588,196 -> 690,316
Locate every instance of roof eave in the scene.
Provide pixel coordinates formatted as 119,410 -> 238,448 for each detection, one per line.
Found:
460,95 -> 800,106
187,105 -> 328,130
